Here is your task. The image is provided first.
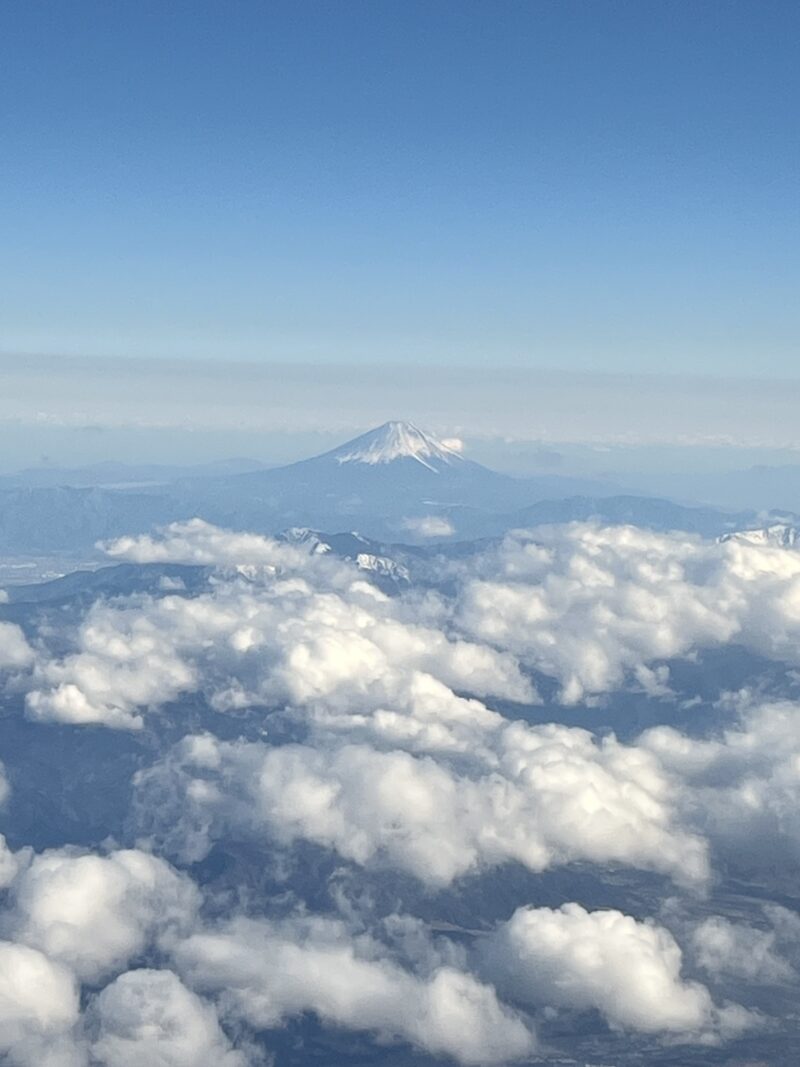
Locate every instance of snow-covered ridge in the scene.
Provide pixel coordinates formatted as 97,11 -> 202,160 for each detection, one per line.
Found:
718,523 -> 800,549
279,528 -> 410,585
281,527 -> 333,554
355,552 -> 411,583
331,421 -> 463,472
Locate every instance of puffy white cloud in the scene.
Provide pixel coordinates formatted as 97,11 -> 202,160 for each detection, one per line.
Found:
402,515 -> 455,538
440,437 -> 464,453
174,915 -> 533,1065
481,903 -> 751,1039
0,621 -> 34,670
30,518 -> 800,728
690,914 -> 797,984
135,723 -> 708,887
641,700 -> 800,873
28,524 -> 533,730
0,830 -> 240,1065
102,518 -> 313,570
7,849 -> 199,982
0,940 -> 82,1066
89,969 -> 248,1067
26,612 -> 196,728
306,670 -> 508,758
454,523 -> 800,702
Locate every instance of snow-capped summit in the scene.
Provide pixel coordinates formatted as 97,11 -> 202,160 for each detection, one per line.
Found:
329,421 -> 463,472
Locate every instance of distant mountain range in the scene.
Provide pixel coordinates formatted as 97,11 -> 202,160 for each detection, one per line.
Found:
0,457 -> 269,490
0,420 -> 795,554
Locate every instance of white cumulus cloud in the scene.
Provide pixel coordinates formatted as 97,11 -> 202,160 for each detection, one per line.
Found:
481,903 -> 753,1039
7,849 -> 199,983
174,914 -> 534,1065
89,969 -> 249,1067
134,724 -> 709,887
402,515 -> 456,538
454,523 -> 800,702
0,940 -> 81,1067
0,622 -> 34,670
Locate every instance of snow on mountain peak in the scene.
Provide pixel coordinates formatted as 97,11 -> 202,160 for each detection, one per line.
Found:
331,421 -> 464,472
718,523 -> 800,548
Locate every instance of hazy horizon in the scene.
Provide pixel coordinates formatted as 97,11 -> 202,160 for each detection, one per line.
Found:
7,352 -> 800,453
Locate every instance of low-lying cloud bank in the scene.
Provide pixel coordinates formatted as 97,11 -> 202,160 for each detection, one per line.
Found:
454,523 -> 800,702
3,518 -> 800,1062
20,518 -> 800,724
134,727 -> 709,887
0,829 -> 753,1066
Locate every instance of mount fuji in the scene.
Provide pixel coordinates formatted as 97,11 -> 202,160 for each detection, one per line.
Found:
189,422 -> 506,529
192,420 -> 616,536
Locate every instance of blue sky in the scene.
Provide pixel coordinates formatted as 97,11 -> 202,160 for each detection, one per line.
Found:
1,0 -> 798,376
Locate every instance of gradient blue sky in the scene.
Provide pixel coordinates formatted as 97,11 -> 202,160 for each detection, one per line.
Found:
1,0 -> 798,375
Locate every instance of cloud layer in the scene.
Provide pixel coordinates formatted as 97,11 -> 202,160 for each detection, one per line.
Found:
4,518 -> 800,1063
